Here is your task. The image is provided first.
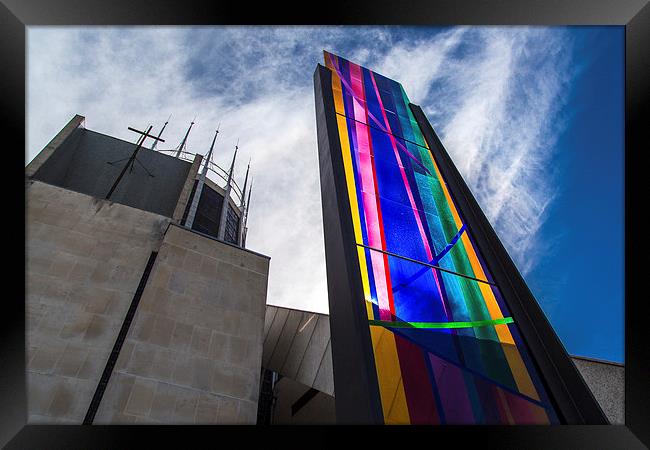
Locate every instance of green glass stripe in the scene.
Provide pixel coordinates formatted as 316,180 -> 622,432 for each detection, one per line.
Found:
368,317 -> 514,329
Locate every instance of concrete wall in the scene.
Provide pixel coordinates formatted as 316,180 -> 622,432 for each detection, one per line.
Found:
571,357 -> 625,424
26,180 -> 170,424
31,128 -> 192,218
262,305 -> 333,397
94,224 -> 270,424
25,114 -> 85,178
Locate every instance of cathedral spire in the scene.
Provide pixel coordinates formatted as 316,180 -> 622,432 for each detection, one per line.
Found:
239,157 -> 251,211
217,140 -> 238,241
151,114 -> 171,151
184,126 -> 220,229
175,118 -> 195,158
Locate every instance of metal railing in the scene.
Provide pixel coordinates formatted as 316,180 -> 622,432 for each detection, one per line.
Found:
156,148 -> 244,207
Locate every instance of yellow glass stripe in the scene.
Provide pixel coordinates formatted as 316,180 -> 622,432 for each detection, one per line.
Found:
332,75 -> 373,319
386,380 -> 410,425
501,344 -> 540,401
370,326 -> 411,424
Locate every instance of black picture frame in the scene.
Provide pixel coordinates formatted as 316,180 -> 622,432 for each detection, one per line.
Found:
2,0 -> 647,448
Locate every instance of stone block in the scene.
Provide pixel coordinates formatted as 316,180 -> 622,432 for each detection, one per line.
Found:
172,387 -> 199,424
171,354 -> 193,386
169,322 -> 193,353
82,288 -> 116,315
104,290 -> 131,317
29,341 -> 66,374
67,259 -> 98,284
82,314 -> 112,343
46,251 -> 75,279
114,341 -> 135,371
195,392 -> 220,424
52,343 -> 88,378
89,240 -> 117,261
76,348 -> 109,381
124,377 -> 156,417
219,310 -> 242,336
149,315 -> 175,348
26,252 -> 53,274
210,364 -> 234,397
93,373 -> 135,423
126,344 -> 155,377
27,372 -> 58,417
60,231 -> 96,258
89,261 -> 114,286
190,326 -> 211,357
228,336 -> 253,368
149,349 -> 175,382
199,257 -> 219,278
208,331 -> 229,361
215,396 -> 240,424
238,400 -> 259,424
190,356 -> 214,391
148,382 -> 178,422
161,244 -> 187,268
65,284 -> 96,309
183,249 -> 203,272
148,261 -> 171,289
46,380 -> 75,418
131,311 -> 156,343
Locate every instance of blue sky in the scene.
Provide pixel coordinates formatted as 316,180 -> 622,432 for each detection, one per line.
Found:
26,26 -> 624,363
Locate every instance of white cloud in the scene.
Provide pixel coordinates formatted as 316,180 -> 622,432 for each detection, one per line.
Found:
27,26 -> 574,314
368,27 -> 574,274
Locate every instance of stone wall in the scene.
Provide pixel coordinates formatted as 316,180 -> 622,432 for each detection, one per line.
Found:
26,180 -> 270,424
26,180 -> 170,424
94,224 -> 270,424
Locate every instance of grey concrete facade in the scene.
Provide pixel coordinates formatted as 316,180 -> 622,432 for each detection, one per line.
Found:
263,305 -> 333,397
571,356 -> 625,425
172,154 -> 203,222
25,114 -> 85,178
31,127 -> 193,218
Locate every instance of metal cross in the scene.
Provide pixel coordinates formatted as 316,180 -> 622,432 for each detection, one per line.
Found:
105,125 -> 165,200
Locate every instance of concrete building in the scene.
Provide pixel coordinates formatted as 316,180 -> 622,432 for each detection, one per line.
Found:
26,115 -> 269,424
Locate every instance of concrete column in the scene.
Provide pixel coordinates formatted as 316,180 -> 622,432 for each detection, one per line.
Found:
26,114 -> 85,178
172,154 -> 202,224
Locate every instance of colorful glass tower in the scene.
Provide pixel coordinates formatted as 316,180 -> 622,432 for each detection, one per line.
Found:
314,51 -> 607,425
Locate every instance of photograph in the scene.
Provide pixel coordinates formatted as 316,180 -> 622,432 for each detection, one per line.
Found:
3,1 -> 648,447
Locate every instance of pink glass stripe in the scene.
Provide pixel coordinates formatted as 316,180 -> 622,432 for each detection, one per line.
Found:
347,60 -> 392,320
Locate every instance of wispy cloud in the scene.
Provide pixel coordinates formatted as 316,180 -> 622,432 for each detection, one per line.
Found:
367,27 -> 575,274
27,26 -> 575,313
